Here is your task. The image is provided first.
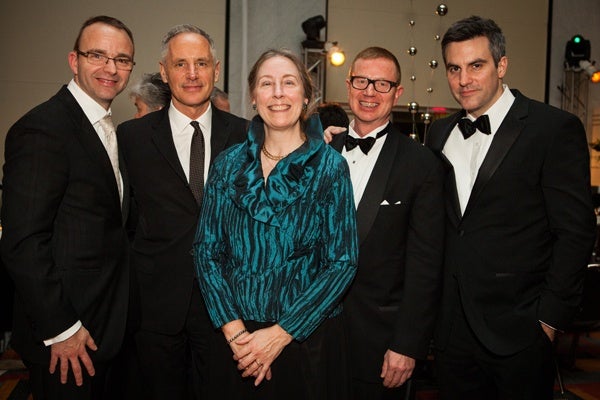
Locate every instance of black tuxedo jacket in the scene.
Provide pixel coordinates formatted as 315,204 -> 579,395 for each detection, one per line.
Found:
117,105 -> 247,334
426,89 -> 596,356
1,86 -> 130,364
332,124 -> 444,382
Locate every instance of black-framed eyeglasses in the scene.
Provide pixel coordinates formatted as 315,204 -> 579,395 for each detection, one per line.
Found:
349,76 -> 399,93
76,50 -> 135,71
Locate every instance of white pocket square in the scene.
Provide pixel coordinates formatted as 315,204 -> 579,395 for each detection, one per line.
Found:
380,200 -> 402,205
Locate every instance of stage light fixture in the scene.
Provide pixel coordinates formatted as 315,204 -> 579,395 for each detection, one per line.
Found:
301,15 -> 326,49
565,34 -> 591,68
579,60 -> 600,83
324,41 -> 345,67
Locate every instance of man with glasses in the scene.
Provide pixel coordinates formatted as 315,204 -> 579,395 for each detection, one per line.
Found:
1,15 -> 134,399
330,47 -> 444,399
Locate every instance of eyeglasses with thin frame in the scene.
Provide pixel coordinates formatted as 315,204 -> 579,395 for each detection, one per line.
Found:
349,76 -> 399,93
76,50 -> 135,71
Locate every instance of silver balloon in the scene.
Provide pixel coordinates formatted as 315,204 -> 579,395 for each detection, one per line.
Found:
409,102 -> 419,114
409,20 -> 415,26
436,4 -> 448,16
434,34 -> 440,41
410,75 -> 416,81
408,47 -> 417,56
426,87 -> 434,93
429,60 -> 438,69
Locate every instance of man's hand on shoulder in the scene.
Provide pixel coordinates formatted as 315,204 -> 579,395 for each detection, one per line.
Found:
49,326 -> 98,386
380,349 -> 415,388
323,126 -> 347,144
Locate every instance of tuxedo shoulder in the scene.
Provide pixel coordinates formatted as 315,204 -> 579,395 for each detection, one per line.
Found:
7,95 -> 76,138
396,132 -> 440,161
526,97 -> 582,124
117,111 -> 160,141
213,108 -> 249,127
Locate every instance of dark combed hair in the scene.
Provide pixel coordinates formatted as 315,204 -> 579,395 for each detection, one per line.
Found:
317,102 -> 349,128
441,15 -> 505,66
73,15 -> 134,51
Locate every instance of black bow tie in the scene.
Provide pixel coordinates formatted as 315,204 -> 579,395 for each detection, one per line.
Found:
344,128 -> 388,155
457,115 -> 491,139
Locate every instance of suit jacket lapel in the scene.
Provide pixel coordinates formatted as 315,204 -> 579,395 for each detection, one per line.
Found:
463,91 -> 526,218
210,107 -> 239,164
118,149 -> 130,224
150,107 -> 189,186
355,123 -> 398,245
429,112 -> 464,226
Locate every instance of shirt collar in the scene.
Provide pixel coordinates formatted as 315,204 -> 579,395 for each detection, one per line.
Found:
67,79 -> 112,125
168,101 -> 213,135
465,84 -> 515,134
348,120 -> 389,139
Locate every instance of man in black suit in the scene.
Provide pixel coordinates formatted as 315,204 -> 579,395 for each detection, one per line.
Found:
426,16 -> 596,399
117,25 -> 247,400
1,16 -> 134,399
330,47 -> 444,399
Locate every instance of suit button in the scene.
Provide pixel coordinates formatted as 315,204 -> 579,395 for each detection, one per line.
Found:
458,230 -> 465,237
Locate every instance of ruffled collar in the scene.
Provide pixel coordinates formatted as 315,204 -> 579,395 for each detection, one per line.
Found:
232,114 -> 325,226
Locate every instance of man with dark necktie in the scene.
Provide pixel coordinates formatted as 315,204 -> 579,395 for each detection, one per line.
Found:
425,16 -> 596,399
117,24 -> 247,399
330,46 -> 445,399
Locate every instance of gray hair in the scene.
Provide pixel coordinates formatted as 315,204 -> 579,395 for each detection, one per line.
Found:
160,24 -> 216,62
129,72 -> 171,110
210,87 -> 228,101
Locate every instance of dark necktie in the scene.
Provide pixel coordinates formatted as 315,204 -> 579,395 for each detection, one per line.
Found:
189,121 -> 205,206
457,115 -> 491,139
344,127 -> 388,155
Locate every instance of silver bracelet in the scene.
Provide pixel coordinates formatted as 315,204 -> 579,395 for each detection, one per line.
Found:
227,328 -> 248,344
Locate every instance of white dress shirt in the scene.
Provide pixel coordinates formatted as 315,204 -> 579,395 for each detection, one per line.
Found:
168,102 -> 213,183
442,85 -> 515,215
341,121 -> 389,208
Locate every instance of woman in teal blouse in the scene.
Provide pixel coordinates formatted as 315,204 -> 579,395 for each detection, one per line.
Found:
193,49 -> 358,399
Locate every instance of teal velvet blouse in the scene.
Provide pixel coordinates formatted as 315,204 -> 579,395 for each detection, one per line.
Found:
193,114 -> 358,341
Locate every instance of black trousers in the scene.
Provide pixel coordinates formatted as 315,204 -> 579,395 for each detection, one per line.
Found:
135,282 -> 214,400
205,315 -> 349,400
25,358 -> 109,400
435,307 -> 555,400
351,377 -> 409,400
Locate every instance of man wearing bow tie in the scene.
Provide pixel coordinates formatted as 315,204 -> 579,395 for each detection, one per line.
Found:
330,47 -> 444,399
426,16 -> 596,399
